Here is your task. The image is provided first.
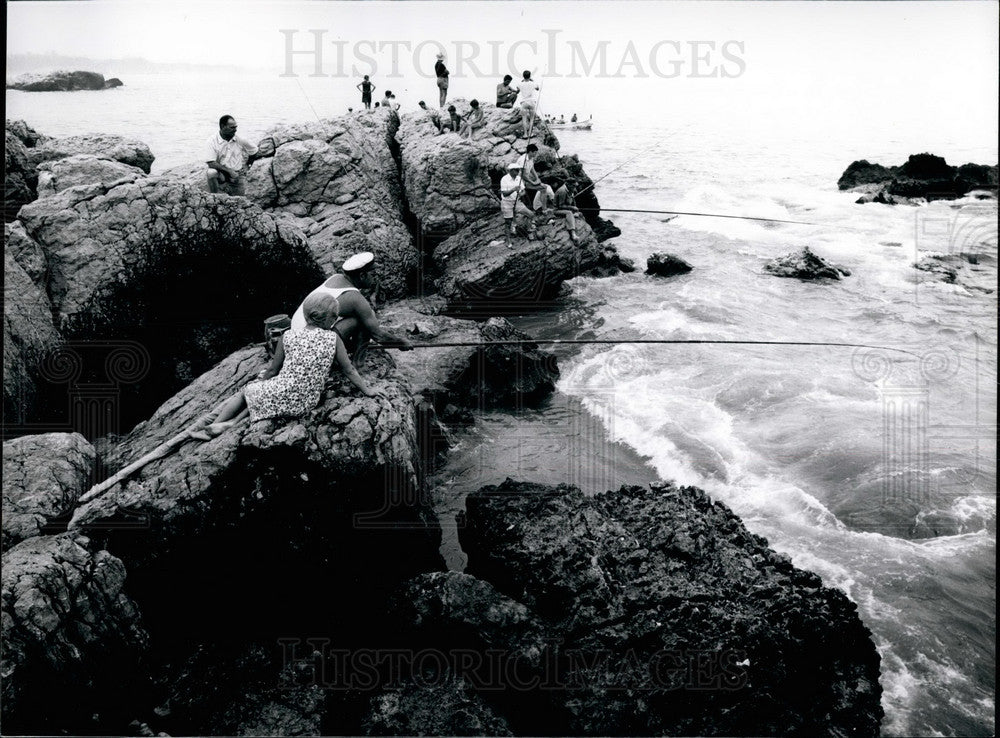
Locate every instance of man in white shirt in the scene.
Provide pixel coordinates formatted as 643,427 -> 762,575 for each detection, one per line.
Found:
500,160 -> 535,246
206,115 -> 259,196
514,71 -> 541,138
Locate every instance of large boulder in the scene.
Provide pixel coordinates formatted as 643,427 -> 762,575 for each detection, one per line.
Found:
36,153 -> 146,197
431,212 -> 605,314
245,112 -> 417,298
15,176 -> 322,428
1,533 -> 149,732
6,70 -> 112,92
2,432 -> 96,548
380,299 -> 559,408
26,133 -> 154,173
837,159 -> 894,190
764,247 -> 851,280
454,480 -> 883,736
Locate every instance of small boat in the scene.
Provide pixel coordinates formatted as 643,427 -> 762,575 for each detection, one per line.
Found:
548,120 -> 593,131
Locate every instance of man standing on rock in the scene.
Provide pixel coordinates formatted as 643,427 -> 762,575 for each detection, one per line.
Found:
290,252 -> 413,356
206,115 -> 259,196
514,70 -> 540,137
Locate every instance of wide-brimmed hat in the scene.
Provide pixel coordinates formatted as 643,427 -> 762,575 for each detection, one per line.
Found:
506,160 -> 522,171
343,252 -> 375,272
436,52 -> 445,59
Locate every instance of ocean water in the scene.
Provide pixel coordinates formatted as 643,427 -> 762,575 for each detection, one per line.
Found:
6,71 -> 997,737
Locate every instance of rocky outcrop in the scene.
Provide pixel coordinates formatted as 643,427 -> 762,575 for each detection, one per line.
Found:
3,243 -> 63,427
36,153 -> 146,196
646,251 -> 693,277
840,153 -> 998,202
381,299 -> 559,408
913,253 -> 995,294
26,132 -> 154,173
244,112 -> 418,299
5,124 -> 41,221
2,432 -> 96,548
416,480 -> 884,737
431,213 -> 605,314
1,533 -> 149,731
7,71 -> 123,92
764,247 -> 851,280
15,175 -> 322,426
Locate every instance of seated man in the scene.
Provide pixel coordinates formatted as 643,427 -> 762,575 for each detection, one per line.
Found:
496,75 -> 518,108
442,105 -> 462,133
518,144 -> 554,212
551,176 -> 580,243
418,100 -> 444,133
459,99 -> 486,140
291,252 -> 413,356
206,114 -> 259,196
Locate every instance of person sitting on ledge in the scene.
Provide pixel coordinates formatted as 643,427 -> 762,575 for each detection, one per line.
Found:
551,175 -> 580,243
206,114 -> 260,196
188,293 -> 380,441
496,74 -> 518,108
443,104 -> 462,133
291,251 -> 413,357
459,99 -> 485,140
418,100 -> 444,133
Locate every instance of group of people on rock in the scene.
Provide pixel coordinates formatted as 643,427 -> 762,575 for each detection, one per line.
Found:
500,144 -> 580,247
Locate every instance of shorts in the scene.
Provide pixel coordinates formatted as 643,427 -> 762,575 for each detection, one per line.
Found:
501,198 -> 516,218
437,77 -> 449,90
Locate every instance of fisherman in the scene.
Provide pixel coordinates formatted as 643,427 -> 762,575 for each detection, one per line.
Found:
459,99 -> 485,140
206,115 -> 259,196
500,160 -> 536,246
290,252 -> 413,356
356,75 -> 375,109
418,100 -> 444,134
435,52 -> 450,107
514,70 -> 540,137
496,75 -> 518,108
551,175 -> 580,243
518,144 -> 554,212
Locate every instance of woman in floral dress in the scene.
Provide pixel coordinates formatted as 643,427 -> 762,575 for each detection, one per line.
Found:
189,292 -> 379,440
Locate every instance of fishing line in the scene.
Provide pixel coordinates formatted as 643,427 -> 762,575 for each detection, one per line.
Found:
295,76 -> 322,122
577,207 -> 815,226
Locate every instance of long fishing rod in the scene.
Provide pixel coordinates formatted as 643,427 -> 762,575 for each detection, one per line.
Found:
376,338 -> 918,358
576,207 -> 815,226
576,135 -> 672,196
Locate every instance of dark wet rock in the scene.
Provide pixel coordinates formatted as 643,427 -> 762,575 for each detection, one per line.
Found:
381,300 -> 559,409
447,479 -> 883,737
362,674 -> 514,736
764,247 -> 850,280
5,131 -> 38,221
3,245 -> 63,427
104,77 -> 124,88
1,532 -> 149,732
245,112 -> 418,299
583,243 -> 636,278
26,132 -> 155,173
15,176 -> 321,428
7,70 -> 110,92
840,153 -> 998,202
2,432 -> 96,548
36,153 -> 146,197
646,251 -> 693,277
913,253 -> 994,293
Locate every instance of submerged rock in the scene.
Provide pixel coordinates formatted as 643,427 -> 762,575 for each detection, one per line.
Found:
646,251 -> 693,277
2,432 -> 96,548
443,480 -> 884,737
1,532 -> 149,731
764,247 -> 851,280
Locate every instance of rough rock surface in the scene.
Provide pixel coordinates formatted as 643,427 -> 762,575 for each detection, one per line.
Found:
15,175 -> 322,425
397,103 -> 560,240
431,214 -> 604,313
449,480 -> 883,737
764,247 -> 851,280
36,153 -> 146,197
3,245 -> 63,427
6,131 -> 37,221
839,153 -> 998,201
913,253 -> 995,294
582,243 -> 636,277
646,251 -> 693,277
26,132 -> 155,173
245,112 -> 417,298
7,120 -> 46,148
2,432 -> 96,548
6,70 -> 121,92
380,299 -> 559,408
1,533 -> 149,730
